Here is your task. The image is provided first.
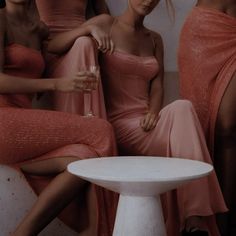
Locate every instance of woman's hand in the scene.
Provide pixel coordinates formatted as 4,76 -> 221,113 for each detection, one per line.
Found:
140,111 -> 159,132
88,24 -> 114,53
55,72 -> 98,92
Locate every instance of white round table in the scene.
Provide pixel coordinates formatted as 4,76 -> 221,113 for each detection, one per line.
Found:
67,156 -> 213,236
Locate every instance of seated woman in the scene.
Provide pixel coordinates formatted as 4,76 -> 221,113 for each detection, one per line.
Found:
0,0 -> 117,235
178,0 -> 236,235
35,0 -> 110,117
48,0 -> 228,235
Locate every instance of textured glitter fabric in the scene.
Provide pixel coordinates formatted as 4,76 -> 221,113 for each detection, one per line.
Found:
0,44 -> 118,235
36,0 -> 107,118
101,51 -> 227,236
178,7 -> 236,153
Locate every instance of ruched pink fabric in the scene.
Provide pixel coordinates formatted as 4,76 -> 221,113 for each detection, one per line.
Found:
0,44 -> 117,236
36,0 -> 107,118
178,7 -> 236,153
101,51 -> 227,236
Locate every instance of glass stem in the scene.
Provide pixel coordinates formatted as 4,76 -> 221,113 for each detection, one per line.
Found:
84,91 -> 93,116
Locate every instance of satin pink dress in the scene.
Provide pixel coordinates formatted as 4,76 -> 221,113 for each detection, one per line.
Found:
36,0 -> 106,117
178,7 -> 236,153
0,43 -> 117,235
100,50 -> 227,236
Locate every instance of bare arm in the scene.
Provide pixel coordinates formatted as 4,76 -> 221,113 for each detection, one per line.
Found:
0,70 -> 98,94
46,14 -> 113,54
149,33 -> 164,115
140,33 -> 164,132
0,9 -> 55,93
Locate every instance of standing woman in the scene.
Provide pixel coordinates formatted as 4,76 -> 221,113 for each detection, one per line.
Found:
35,0 -> 110,117
62,0 -> 228,235
178,0 -> 236,235
0,0 -> 117,235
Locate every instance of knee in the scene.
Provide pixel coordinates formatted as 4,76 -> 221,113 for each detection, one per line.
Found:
170,99 -> 194,113
72,36 -> 96,51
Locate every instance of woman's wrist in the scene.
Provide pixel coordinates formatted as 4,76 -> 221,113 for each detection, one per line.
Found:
79,24 -> 91,35
44,79 -> 57,91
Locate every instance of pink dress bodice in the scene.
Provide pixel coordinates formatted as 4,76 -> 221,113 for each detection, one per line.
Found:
36,0 -> 87,35
1,44 -> 45,108
101,51 -> 159,121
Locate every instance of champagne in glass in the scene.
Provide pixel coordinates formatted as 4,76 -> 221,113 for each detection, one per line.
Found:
83,65 -> 100,117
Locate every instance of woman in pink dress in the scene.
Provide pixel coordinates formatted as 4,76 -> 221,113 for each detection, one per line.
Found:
69,0 -> 228,235
34,0 -> 109,117
178,1 -> 236,235
0,1 -> 117,235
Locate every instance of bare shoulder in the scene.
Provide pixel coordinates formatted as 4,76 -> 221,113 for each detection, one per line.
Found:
146,29 -> 164,66
148,30 -> 164,51
94,13 -> 114,23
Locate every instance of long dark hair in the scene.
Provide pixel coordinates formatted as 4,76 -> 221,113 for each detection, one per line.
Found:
0,0 -> 6,8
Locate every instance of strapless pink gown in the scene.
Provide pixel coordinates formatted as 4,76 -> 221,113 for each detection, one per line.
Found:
36,0 -> 106,117
101,51 -> 227,236
0,44 -> 117,235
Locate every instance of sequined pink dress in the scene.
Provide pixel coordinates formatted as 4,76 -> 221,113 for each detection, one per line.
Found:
0,44 -> 117,235
178,7 -> 236,153
36,0 -> 106,117
101,50 -> 227,236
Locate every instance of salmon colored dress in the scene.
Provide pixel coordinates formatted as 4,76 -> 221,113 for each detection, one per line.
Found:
0,43 -> 117,235
36,0 -> 106,117
100,50 -> 227,236
178,7 -> 236,153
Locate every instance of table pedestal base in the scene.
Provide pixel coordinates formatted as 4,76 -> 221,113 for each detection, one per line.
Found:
113,195 -> 166,236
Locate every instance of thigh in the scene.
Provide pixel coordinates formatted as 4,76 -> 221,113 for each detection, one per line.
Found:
216,73 -> 236,133
0,108 -> 110,164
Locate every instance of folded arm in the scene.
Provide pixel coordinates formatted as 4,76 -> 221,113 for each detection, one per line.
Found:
46,14 -> 114,54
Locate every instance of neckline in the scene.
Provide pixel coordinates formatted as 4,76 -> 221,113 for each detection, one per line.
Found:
6,43 -> 41,54
112,50 -> 156,59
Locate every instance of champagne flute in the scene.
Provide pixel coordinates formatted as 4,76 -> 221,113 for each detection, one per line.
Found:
82,65 -> 100,117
